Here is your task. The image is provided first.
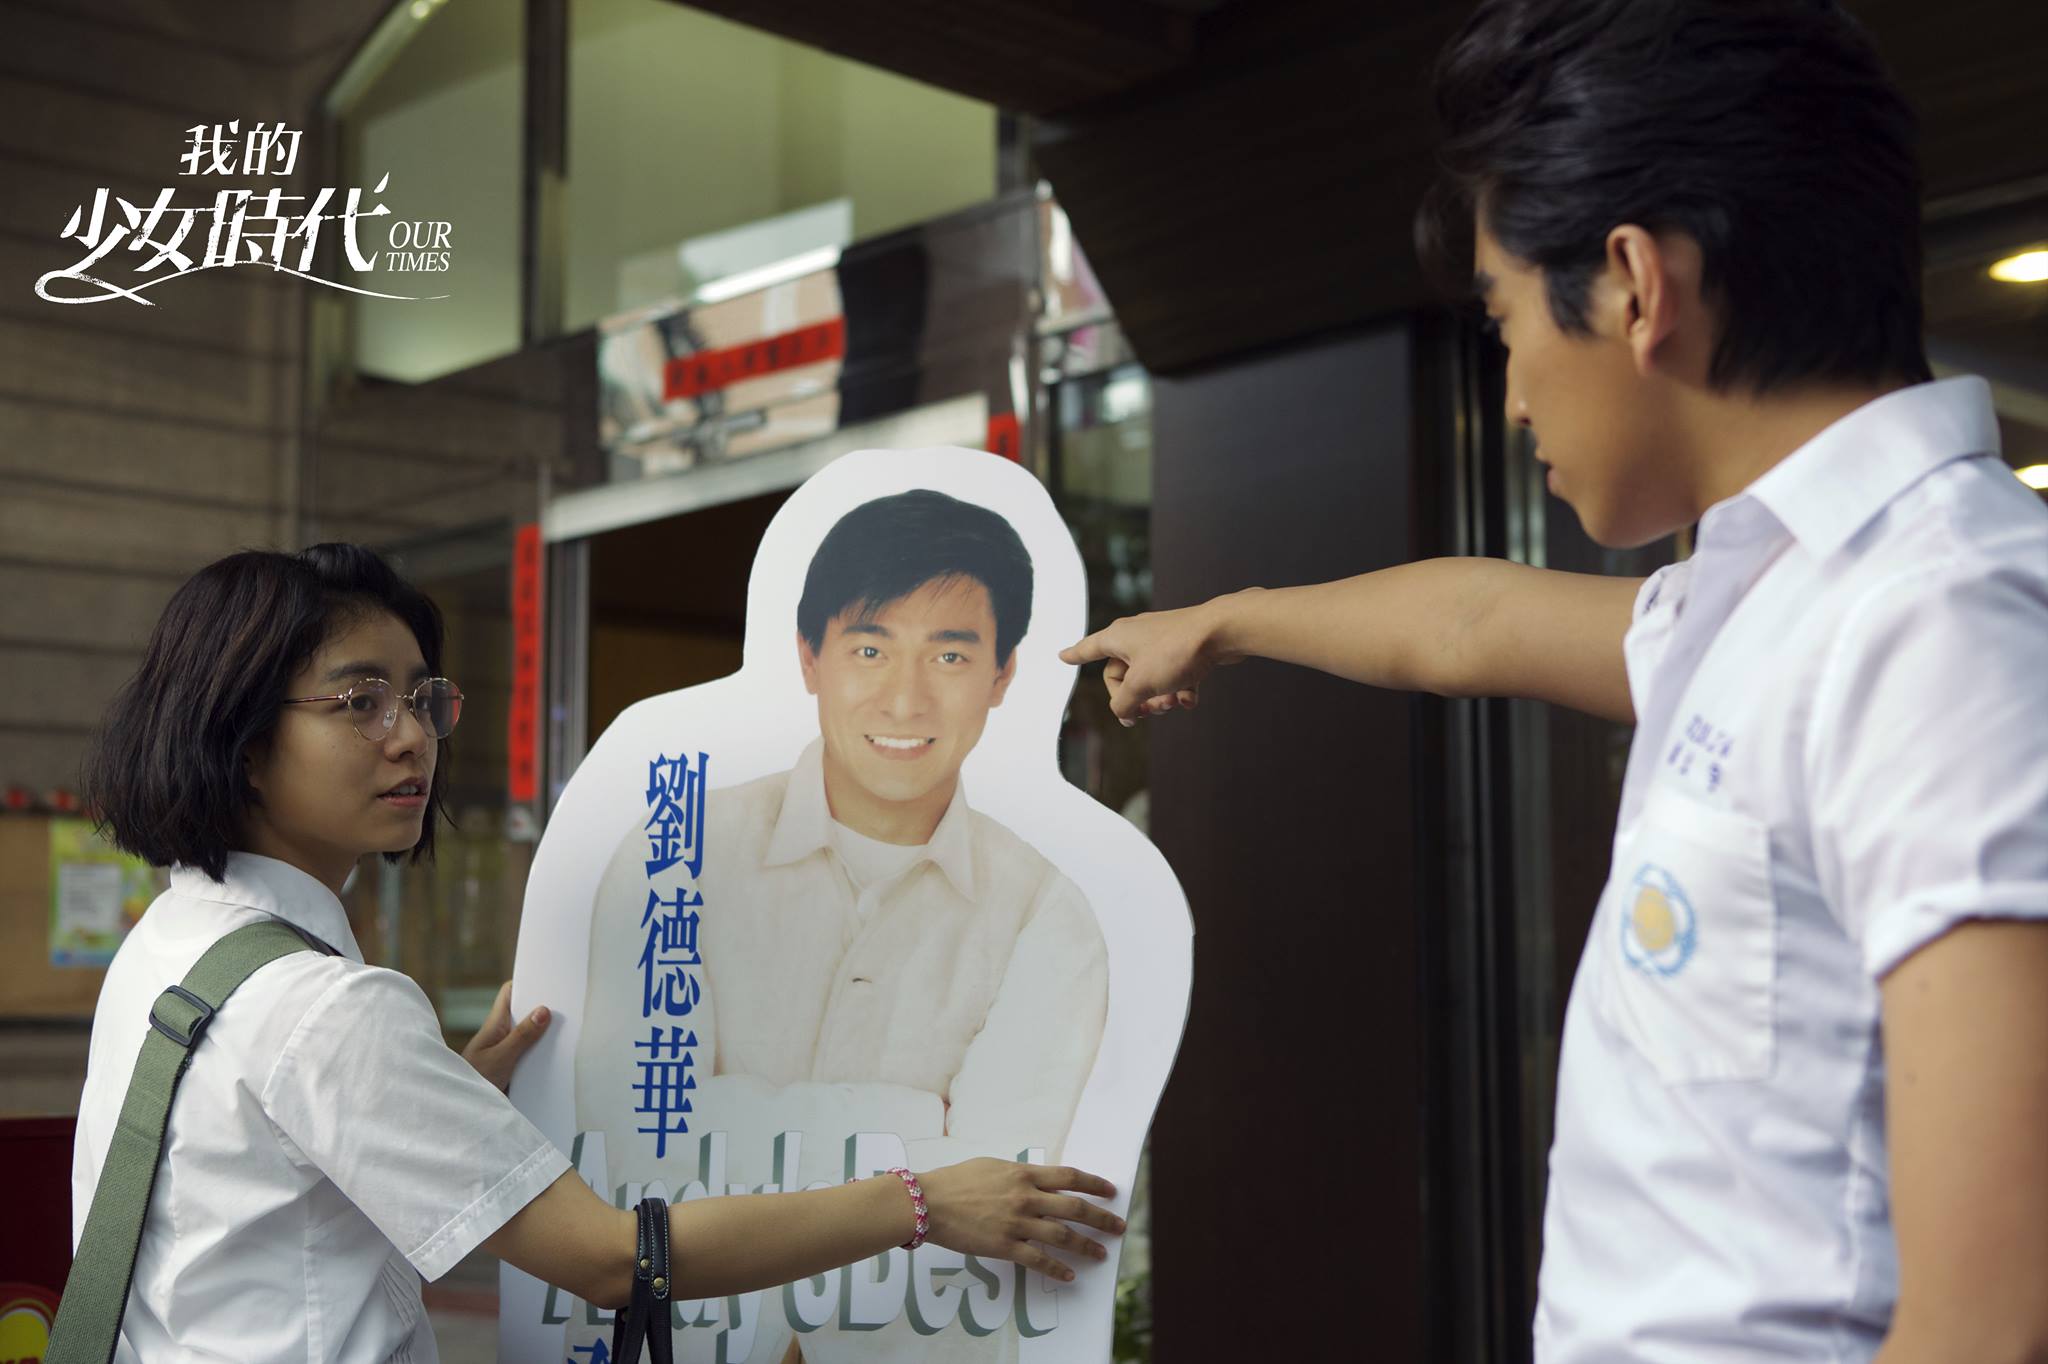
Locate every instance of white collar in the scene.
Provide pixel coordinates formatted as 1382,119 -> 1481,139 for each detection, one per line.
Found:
762,740 -> 979,900
169,852 -> 364,962
1721,375 -> 2000,562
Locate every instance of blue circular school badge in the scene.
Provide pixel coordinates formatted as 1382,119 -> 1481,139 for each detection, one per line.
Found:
1620,862 -> 1698,977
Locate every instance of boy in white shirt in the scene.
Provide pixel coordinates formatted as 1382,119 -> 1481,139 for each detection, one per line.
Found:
1065,1 -> 2048,1359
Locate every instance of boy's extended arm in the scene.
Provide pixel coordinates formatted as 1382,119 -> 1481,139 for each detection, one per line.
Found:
1062,558 -> 1642,726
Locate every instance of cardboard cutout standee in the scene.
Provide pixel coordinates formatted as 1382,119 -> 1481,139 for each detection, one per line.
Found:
502,449 -> 1192,1364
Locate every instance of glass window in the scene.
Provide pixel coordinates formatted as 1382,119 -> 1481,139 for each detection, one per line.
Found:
336,0 -> 524,384
339,556 -> 529,1037
1046,356 -> 1153,1364
1051,361 -> 1154,824
1502,420 -> 1677,1312
564,0 -> 997,331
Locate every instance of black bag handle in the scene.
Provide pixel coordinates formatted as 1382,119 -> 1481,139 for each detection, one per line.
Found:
609,1196 -> 673,1364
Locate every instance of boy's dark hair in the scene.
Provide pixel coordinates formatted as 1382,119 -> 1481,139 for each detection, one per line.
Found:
85,543 -> 450,882
797,490 -> 1034,665
1419,0 -> 1933,394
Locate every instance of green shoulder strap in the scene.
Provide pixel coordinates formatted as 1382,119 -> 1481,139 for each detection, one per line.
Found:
45,917 -> 335,1364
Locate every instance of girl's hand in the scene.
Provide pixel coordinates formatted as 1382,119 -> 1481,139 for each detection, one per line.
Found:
461,980 -> 551,1094
916,1158 -> 1125,1282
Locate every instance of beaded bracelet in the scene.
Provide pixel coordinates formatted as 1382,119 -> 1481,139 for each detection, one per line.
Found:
851,1166 -> 930,1250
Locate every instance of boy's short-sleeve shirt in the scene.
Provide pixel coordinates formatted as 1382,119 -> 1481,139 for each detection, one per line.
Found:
1536,377 -> 2048,1362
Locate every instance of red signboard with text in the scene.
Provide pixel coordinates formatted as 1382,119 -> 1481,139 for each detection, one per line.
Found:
508,524 -> 543,805
662,317 -> 847,403
985,412 -> 1022,463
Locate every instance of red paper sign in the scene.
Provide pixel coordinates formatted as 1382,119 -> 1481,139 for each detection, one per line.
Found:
986,412 -> 1022,463
508,523 -> 543,805
662,317 -> 847,402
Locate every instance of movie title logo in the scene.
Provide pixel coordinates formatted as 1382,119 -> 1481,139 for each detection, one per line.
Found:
34,120 -> 454,307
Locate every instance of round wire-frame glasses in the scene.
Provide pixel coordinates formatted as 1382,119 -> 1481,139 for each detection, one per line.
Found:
282,677 -> 464,742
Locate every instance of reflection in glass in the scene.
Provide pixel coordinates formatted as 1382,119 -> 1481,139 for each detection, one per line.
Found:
1051,363 -> 1154,827
1503,421 -> 1678,1298
565,0 -> 997,331
338,0 -> 523,383
339,561 -> 527,1042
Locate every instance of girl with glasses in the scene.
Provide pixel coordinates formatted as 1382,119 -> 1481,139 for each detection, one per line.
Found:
65,543 -> 1120,1364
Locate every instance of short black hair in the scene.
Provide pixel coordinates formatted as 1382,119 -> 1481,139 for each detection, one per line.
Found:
1419,0 -> 1933,394
84,543 -> 451,882
797,490 -> 1034,665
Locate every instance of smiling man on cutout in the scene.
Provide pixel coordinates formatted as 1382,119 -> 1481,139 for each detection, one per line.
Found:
573,488 -> 1110,1364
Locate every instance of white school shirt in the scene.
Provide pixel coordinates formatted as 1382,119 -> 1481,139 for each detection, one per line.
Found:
1535,376 -> 2048,1361
72,852 -> 570,1364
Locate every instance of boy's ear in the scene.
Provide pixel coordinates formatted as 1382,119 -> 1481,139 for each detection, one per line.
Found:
1604,224 -> 1699,378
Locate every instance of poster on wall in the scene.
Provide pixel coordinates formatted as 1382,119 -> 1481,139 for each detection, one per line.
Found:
504,448 -> 1192,1364
48,818 -> 164,968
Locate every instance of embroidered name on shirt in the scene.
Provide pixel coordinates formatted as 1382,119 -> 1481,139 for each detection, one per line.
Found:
1666,712 -> 1735,794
